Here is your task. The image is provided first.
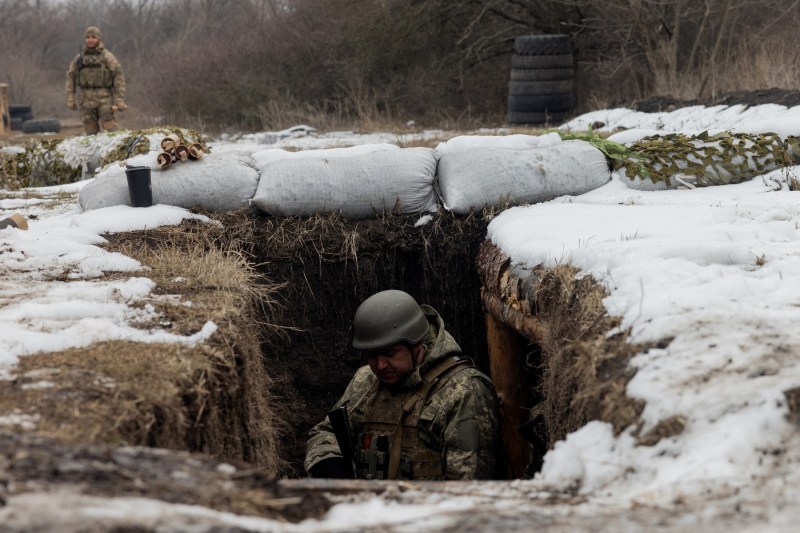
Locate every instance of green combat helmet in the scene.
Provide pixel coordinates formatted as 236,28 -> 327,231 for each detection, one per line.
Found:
352,290 -> 429,351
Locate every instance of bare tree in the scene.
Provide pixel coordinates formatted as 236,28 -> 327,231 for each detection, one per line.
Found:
3,0 -> 800,131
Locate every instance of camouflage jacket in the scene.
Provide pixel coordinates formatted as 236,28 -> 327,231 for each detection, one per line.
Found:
305,305 -> 499,480
65,44 -> 126,101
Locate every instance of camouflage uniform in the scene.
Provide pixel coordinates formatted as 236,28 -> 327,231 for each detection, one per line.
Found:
65,28 -> 126,134
305,305 -> 499,480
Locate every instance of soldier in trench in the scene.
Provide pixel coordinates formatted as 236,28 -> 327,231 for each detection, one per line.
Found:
65,26 -> 126,134
305,289 -> 500,480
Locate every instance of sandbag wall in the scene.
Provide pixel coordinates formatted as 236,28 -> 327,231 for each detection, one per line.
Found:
79,135 -> 613,215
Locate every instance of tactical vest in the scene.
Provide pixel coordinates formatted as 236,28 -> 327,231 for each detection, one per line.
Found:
77,50 -> 113,89
351,355 -> 471,480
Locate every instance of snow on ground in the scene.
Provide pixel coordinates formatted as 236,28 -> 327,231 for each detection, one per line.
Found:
3,103 -> 800,530
0,190 -> 216,378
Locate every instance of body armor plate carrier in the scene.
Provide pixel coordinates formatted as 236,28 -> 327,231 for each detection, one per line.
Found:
352,355 -> 471,480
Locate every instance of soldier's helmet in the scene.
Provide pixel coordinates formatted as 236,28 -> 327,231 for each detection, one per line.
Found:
85,26 -> 101,39
352,290 -> 429,351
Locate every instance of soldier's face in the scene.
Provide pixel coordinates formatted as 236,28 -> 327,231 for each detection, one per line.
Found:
365,343 -> 415,385
85,35 -> 99,49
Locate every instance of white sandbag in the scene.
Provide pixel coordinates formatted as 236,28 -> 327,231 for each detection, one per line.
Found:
435,132 -> 562,155
436,140 -> 611,214
78,150 -> 258,212
251,147 -> 439,218
253,143 -> 399,172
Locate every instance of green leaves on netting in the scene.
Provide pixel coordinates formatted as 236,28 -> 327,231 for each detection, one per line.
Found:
554,129 -> 651,179
619,131 -> 800,187
555,128 -> 800,188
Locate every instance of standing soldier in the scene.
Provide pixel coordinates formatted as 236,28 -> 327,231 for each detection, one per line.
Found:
305,289 -> 500,480
65,26 -> 126,134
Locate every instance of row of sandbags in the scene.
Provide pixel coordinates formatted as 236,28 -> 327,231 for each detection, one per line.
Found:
78,134 -> 613,217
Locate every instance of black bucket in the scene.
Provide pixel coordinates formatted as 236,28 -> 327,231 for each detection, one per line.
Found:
125,165 -> 153,208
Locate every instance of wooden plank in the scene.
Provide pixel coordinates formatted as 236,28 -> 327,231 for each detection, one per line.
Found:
485,312 -> 532,479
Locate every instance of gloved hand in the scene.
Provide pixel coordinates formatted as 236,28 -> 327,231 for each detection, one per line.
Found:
308,457 -> 354,479
114,101 -> 127,111
67,99 -> 77,111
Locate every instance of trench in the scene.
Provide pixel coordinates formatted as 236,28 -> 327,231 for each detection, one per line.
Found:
96,209 -> 642,482
245,211 -> 544,479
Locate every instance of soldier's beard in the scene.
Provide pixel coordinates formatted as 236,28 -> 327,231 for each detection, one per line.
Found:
377,371 -> 400,385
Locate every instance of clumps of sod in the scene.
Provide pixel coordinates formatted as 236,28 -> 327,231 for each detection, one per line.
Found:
0,216 -> 288,473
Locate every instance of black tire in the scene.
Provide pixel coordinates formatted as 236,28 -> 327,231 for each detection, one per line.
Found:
510,67 -> 574,82
507,110 -> 569,125
514,34 -> 571,56
511,53 -> 574,70
21,117 -> 61,134
9,104 -> 32,117
508,80 -> 573,96
507,94 -> 574,112
12,111 -> 34,122
10,117 -> 23,131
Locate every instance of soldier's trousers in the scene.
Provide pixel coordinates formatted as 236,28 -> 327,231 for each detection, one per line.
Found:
79,89 -> 118,134
80,104 -> 117,134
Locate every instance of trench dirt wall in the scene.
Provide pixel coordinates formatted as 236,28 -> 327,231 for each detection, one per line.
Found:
243,211 -> 491,476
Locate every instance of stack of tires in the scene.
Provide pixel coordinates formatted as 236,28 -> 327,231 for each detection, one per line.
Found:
8,104 -> 61,134
507,34 -> 574,125
9,105 -> 33,131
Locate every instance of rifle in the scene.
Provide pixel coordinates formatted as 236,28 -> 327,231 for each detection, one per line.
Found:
327,405 -> 358,479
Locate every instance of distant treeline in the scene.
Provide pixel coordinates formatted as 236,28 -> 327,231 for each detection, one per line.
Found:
2,0 -> 799,132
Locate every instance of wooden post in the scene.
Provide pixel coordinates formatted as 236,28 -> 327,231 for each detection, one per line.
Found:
0,83 -> 9,136
485,312 -> 532,479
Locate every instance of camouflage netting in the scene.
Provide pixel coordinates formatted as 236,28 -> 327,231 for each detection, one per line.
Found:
0,126 -> 207,189
616,131 -> 800,189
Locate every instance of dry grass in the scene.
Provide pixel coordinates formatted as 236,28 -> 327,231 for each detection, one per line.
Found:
253,212 -> 363,263
0,216 -> 289,473
719,33 -> 800,94
2,341 -> 208,448
529,264 -> 656,446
